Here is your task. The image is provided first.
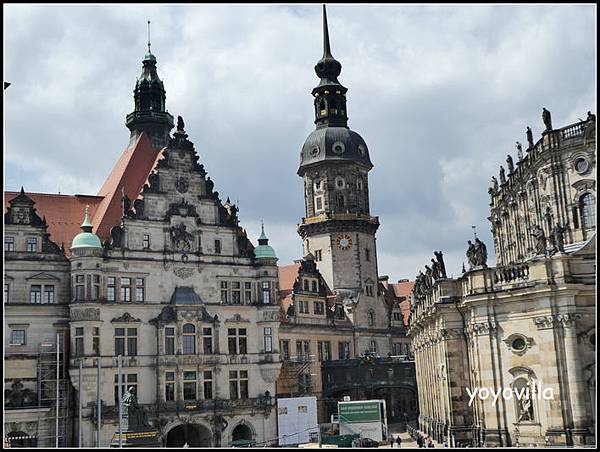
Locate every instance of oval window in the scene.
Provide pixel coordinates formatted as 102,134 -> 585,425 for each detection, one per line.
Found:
332,141 -> 346,155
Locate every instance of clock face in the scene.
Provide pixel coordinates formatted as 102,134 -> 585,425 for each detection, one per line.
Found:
336,234 -> 353,251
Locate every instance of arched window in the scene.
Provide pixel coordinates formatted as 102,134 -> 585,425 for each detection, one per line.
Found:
368,310 -> 375,327
370,340 -> 377,353
303,279 -> 309,291
580,193 -> 596,229
182,324 -> 196,354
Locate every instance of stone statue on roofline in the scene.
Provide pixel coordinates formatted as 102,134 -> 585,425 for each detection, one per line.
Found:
526,126 -> 534,149
506,154 -> 514,174
177,115 -> 185,132
530,224 -> 547,256
542,107 -> 552,131
434,251 -> 447,278
516,142 -> 523,161
499,165 -> 506,185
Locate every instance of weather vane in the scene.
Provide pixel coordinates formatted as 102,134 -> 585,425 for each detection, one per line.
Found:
472,225 -> 478,239
147,20 -> 151,53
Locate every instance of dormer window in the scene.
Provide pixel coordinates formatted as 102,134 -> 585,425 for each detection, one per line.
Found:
26,238 -> 37,252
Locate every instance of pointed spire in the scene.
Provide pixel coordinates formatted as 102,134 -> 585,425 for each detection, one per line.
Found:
322,4 -> 332,58
258,221 -> 268,243
20,186 -> 25,195
147,20 -> 151,54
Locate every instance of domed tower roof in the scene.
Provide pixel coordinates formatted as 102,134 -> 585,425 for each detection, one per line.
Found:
254,224 -> 278,261
298,5 -> 372,175
71,206 -> 102,249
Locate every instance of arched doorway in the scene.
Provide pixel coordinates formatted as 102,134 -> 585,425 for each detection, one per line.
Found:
6,431 -> 37,448
165,423 -> 212,447
231,423 -> 255,447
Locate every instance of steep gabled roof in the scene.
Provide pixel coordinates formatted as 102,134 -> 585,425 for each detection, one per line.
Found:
93,132 -> 162,240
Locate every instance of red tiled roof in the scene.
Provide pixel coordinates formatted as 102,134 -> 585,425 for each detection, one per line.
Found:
278,263 -> 301,314
94,133 -> 162,240
390,281 -> 414,326
4,191 -> 104,256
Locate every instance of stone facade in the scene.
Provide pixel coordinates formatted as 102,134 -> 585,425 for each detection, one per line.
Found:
408,111 -> 596,447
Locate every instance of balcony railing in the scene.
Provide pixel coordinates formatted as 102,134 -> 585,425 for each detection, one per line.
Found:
561,122 -> 586,139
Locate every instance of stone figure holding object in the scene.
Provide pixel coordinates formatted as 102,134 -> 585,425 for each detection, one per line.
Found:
506,154 -> 514,174
434,251 -> 447,278
499,166 -> 506,185
542,107 -> 552,131
526,126 -> 534,149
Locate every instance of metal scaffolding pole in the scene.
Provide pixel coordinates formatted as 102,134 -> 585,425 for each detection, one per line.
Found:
118,354 -> 123,448
55,333 -> 60,448
79,359 -> 83,447
97,358 -> 101,447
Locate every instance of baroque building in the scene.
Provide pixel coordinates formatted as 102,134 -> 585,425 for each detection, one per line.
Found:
407,111 -> 596,447
274,5 -> 418,434
5,46 -> 281,448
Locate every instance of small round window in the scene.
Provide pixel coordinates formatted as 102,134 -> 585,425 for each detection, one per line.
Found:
310,146 -> 320,157
332,141 -> 346,155
575,158 -> 589,174
358,144 -> 366,156
512,337 -> 526,351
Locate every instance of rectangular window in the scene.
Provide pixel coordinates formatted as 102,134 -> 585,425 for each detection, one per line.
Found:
240,370 -> 249,399
296,340 -> 310,362
370,340 -> 377,353
5,236 -> 15,252
318,341 -> 331,362
231,281 -> 241,304
30,285 -> 42,304
229,371 -> 239,400
229,370 -> 249,400
183,371 -> 197,401
262,281 -> 271,304
244,282 -> 252,304
335,304 -> 345,320
393,312 -> 401,321
135,278 -> 145,303
107,277 -> 116,302
220,281 -> 228,303
165,372 -> 175,401
393,343 -> 402,356
315,197 -> 323,211
228,328 -> 247,355
27,238 -> 37,252
299,300 -> 309,314
366,284 -> 374,297
92,275 -> 100,300
165,327 -> 175,355
143,234 -> 150,249
203,371 -> 213,399
214,239 -> 221,254
43,285 -> 55,304
115,328 -> 125,356
4,284 -> 9,304
314,301 -> 324,315
263,327 -> 273,353
120,278 -> 131,303
281,340 -> 290,360
203,328 -> 213,354
75,327 -> 84,356
314,249 -> 322,262
339,342 -> 350,360
183,327 -> 196,355
114,374 -> 137,405
92,327 -> 100,356
127,328 -> 138,356
10,329 -> 26,345
365,248 -> 371,261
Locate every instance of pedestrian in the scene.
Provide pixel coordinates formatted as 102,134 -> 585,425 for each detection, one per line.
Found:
417,435 -> 423,448
428,437 -> 435,448
396,435 -> 402,448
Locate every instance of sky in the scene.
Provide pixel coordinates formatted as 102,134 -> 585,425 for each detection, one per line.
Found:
4,3 -> 596,281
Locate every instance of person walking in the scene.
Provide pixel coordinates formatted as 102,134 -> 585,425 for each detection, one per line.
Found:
396,435 -> 402,448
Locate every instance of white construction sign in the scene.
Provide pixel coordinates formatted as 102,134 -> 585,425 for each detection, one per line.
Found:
277,396 -> 319,446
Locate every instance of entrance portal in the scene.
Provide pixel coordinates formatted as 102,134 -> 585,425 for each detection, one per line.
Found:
165,423 -> 212,447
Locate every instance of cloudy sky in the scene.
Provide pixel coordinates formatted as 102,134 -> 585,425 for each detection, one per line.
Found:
4,4 -> 596,281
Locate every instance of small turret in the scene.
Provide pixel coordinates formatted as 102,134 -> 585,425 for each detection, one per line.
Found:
71,206 -> 102,250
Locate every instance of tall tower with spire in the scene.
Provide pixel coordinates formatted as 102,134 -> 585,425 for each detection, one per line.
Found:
298,6 -> 383,340
125,22 -> 174,149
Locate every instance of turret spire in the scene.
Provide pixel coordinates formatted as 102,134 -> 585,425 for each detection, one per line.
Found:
147,20 -> 151,54
322,5 -> 332,58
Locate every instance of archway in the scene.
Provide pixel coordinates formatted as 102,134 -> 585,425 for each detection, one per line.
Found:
165,423 -> 212,447
231,423 -> 255,447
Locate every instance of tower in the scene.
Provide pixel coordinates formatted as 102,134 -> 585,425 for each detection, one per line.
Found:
298,6 -> 380,315
125,27 -> 174,149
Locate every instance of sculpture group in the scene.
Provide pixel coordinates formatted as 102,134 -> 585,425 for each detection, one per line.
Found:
466,238 -> 488,269
413,251 -> 447,300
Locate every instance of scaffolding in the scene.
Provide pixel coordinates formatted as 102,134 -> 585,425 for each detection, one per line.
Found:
35,333 -> 71,447
279,354 -> 317,396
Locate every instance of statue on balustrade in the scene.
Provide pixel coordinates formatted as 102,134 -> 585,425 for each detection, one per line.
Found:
542,107 -> 552,131
499,165 -> 506,185
434,251 -> 447,278
430,258 -> 440,280
506,154 -> 514,174
529,224 -> 547,256
490,176 -> 498,194
516,142 -> 523,161
526,126 -> 534,149
467,239 -> 488,269
549,223 -> 568,254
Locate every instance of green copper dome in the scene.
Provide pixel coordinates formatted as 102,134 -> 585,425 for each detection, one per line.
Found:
71,206 -> 102,249
254,224 -> 277,260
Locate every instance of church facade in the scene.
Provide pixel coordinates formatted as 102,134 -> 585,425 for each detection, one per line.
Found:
407,111 -> 596,447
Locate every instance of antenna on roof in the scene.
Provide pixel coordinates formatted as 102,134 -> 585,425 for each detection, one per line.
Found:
147,20 -> 151,53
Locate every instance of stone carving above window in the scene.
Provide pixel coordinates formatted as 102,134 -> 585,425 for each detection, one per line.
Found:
111,312 -> 141,323
71,308 -> 101,321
